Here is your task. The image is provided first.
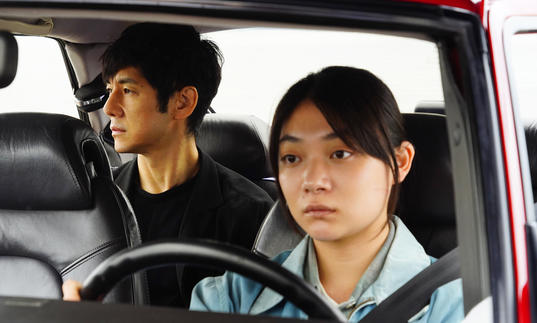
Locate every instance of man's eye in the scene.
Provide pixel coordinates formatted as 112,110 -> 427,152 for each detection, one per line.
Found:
280,154 -> 300,164
123,88 -> 132,94
331,150 -> 351,159
105,87 -> 112,93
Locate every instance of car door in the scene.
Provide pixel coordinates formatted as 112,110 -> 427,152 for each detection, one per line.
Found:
486,0 -> 537,322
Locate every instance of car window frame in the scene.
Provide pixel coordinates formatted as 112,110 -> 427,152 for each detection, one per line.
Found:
503,15 -> 537,322
0,1 -> 511,321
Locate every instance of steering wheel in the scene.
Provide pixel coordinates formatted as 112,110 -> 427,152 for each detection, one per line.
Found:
79,240 -> 346,322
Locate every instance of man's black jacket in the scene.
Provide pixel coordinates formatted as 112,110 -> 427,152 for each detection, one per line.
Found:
113,149 -> 274,307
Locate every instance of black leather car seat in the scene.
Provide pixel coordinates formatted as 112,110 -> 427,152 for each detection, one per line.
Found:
197,113 -> 277,199
254,113 -> 455,259
0,113 -> 147,304
0,31 -> 17,88
396,113 -> 455,258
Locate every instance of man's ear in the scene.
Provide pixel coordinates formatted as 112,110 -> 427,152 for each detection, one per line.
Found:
395,140 -> 415,183
169,86 -> 198,120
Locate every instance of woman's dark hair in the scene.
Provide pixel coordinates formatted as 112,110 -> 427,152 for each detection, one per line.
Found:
101,23 -> 223,135
269,66 -> 407,215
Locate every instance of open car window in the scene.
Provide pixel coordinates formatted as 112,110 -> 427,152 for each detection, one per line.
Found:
207,28 -> 444,123
0,36 -> 74,117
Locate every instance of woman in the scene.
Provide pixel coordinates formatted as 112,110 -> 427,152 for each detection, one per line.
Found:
190,66 -> 463,322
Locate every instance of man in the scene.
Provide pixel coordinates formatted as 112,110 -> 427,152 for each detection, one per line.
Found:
63,23 -> 273,307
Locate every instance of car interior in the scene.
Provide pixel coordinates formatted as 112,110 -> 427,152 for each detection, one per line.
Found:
0,1 -> 514,322
0,112 -> 148,305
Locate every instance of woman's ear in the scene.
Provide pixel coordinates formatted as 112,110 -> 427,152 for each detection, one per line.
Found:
169,86 -> 199,120
395,140 -> 415,183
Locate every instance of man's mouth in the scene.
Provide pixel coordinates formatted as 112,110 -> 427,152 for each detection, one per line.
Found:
110,125 -> 125,135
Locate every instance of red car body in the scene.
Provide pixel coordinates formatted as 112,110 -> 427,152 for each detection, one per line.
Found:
1,0 -> 537,322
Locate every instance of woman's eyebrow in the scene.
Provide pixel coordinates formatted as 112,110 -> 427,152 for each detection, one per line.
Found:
279,134 -> 300,143
322,132 -> 339,140
279,132 -> 339,143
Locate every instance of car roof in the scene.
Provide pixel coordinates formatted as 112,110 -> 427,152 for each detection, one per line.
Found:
0,0 -> 460,86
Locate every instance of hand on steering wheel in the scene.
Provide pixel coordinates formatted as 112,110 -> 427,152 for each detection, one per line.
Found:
79,240 -> 346,322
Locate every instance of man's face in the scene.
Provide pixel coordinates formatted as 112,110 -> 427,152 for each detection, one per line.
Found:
104,67 -> 174,154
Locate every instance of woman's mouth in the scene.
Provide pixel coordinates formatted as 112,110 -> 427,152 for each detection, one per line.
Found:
303,205 -> 335,218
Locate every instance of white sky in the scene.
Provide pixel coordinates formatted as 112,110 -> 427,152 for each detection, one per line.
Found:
207,28 -> 443,123
509,33 -> 537,126
0,36 -> 76,117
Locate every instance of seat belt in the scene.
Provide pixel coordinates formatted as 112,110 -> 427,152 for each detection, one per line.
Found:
360,247 -> 460,323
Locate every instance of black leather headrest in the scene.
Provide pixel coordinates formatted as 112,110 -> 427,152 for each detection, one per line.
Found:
197,114 -> 272,180
75,76 -> 107,113
414,101 -> 445,115
0,31 -> 18,88
397,113 -> 454,225
0,113 -> 112,210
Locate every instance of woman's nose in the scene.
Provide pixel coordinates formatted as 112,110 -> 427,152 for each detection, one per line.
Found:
302,159 -> 331,193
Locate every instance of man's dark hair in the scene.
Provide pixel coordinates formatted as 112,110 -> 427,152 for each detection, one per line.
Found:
101,23 -> 222,135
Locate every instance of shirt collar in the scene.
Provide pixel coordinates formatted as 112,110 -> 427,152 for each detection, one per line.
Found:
358,216 -> 431,306
249,216 -> 431,316
304,220 -> 395,316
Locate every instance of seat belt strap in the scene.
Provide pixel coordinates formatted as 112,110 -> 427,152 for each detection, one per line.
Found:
360,247 -> 460,323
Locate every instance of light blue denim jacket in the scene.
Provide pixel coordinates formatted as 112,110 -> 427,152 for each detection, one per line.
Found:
190,216 -> 463,322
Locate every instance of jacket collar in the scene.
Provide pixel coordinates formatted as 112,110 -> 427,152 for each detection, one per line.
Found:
114,148 -> 225,234
360,216 -> 431,305
177,148 -> 224,235
249,216 -> 431,316
113,157 -> 137,194
249,237 -> 309,315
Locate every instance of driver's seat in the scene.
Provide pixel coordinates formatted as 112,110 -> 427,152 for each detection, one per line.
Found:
0,113 -> 146,303
253,113 -> 455,259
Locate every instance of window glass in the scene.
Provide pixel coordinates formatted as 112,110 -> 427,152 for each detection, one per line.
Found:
0,36 -> 76,117
206,28 -> 443,123
509,33 -> 537,126
507,31 -> 537,206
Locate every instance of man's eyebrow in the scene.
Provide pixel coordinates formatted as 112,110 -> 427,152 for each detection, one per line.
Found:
117,77 -> 139,85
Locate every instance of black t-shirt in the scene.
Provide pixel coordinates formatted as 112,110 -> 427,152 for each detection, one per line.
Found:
130,173 -> 197,307
113,151 -> 273,308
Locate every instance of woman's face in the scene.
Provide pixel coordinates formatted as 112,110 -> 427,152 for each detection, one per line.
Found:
278,100 -> 394,243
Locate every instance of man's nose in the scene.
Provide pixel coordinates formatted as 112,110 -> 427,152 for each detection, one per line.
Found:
103,90 -> 122,117
302,159 -> 331,193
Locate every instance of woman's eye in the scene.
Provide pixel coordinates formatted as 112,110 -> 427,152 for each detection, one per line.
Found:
331,150 -> 351,159
281,154 -> 300,164
105,87 -> 112,94
123,88 -> 132,94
